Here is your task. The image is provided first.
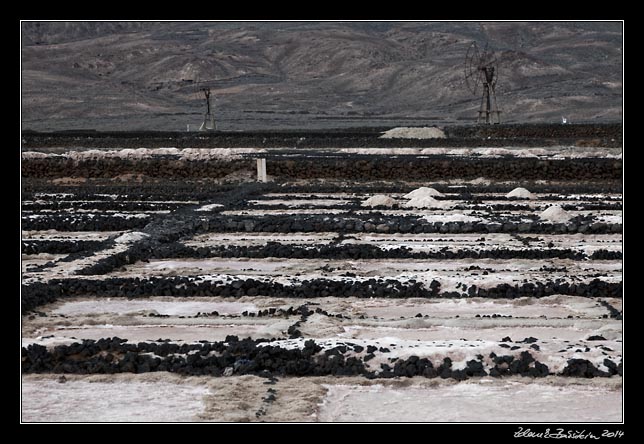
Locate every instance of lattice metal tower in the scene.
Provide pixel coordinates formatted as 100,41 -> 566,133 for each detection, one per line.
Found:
199,87 -> 216,131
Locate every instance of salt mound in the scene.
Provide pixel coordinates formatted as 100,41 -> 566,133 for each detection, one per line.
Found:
115,232 -> 150,243
539,205 -> 571,223
506,187 -> 536,200
196,203 -> 224,212
404,196 -> 448,209
361,195 -> 397,207
403,187 -> 444,199
22,151 -> 51,159
380,127 -> 446,139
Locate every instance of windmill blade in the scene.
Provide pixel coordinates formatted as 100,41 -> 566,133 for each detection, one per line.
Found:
464,42 -> 482,95
465,70 -> 481,96
479,41 -> 500,66
193,75 -> 221,92
481,42 -> 491,63
193,75 -> 218,93
482,42 -> 501,67
191,74 -> 203,98
491,64 -> 499,87
466,42 -> 481,69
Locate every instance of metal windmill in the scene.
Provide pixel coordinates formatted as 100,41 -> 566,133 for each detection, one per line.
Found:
464,42 -> 501,124
198,85 -> 217,131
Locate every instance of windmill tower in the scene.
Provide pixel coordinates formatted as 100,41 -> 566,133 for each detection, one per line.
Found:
464,42 -> 501,124
199,86 -> 216,131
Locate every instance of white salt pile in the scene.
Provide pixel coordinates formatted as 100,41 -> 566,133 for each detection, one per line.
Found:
403,187 -> 444,199
115,232 -> 150,243
21,151 -> 50,159
361,195 -> 397,208
539,205 -> 571,223
506,187 -> 536,200
196,203 -> 224,212
380,127 -> 446,139
404,196 -> 449,209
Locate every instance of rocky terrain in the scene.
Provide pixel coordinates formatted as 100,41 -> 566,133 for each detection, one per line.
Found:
21,21 -> 622,131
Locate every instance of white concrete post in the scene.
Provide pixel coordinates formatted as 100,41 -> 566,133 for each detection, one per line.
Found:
257,158 -> 267,182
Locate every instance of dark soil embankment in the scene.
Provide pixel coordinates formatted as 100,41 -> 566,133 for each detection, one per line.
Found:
22,123 -> 622,149
22,156 -> 622,181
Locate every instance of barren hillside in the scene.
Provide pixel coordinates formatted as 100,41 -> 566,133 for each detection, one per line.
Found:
21,21 -> 623,131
